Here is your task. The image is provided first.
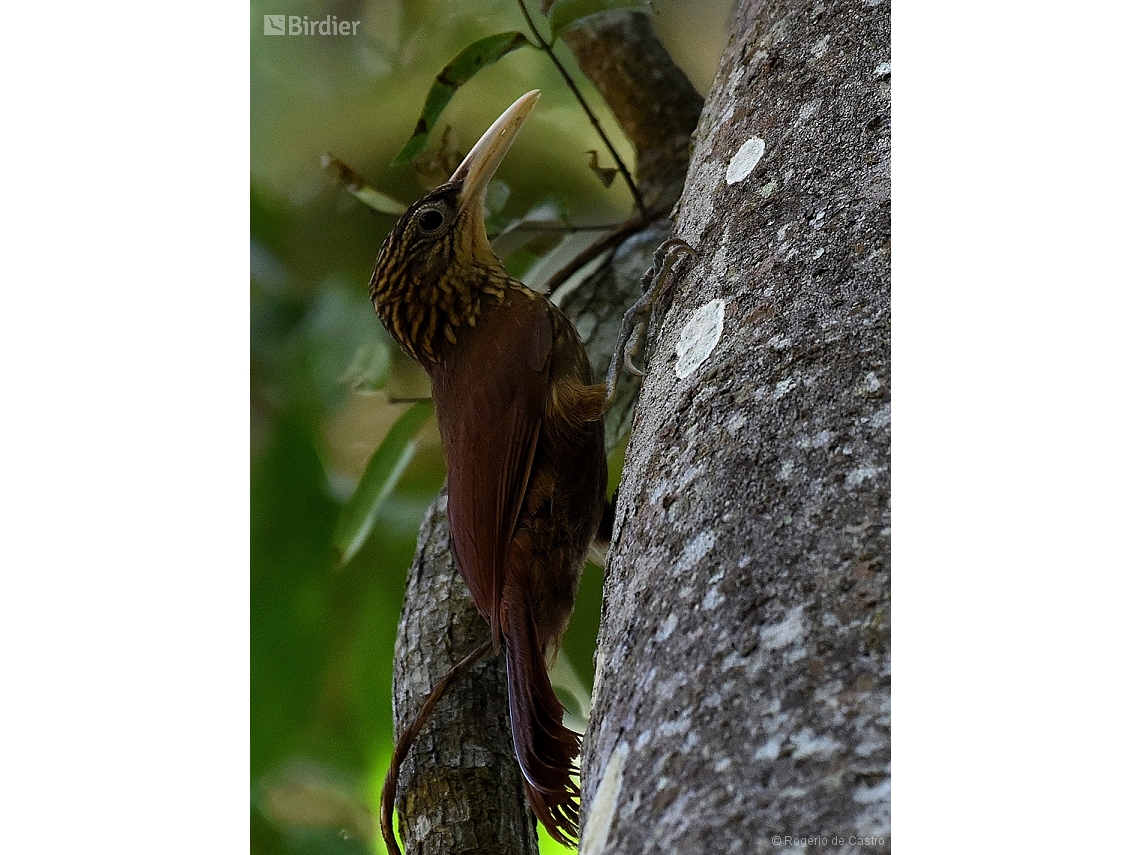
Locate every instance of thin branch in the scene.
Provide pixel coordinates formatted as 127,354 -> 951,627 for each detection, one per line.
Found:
320,153 -> 407,215
381,639 -> 494,855
491,221 -> 620,235
516,0 -> 648,218
540,208 -> 666,297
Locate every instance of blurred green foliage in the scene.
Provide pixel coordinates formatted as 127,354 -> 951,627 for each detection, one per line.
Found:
250,1 -> 729,852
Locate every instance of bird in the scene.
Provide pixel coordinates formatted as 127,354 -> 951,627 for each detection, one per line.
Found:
369,89 -> 607,846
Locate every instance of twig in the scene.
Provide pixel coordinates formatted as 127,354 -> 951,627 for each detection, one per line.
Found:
491,221 -> 620,235
381,639 -> 494,855
516,0 -> 648,218
540,209 -> 665,297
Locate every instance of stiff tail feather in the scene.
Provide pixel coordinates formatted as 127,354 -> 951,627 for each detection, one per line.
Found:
503,606 -> 582,845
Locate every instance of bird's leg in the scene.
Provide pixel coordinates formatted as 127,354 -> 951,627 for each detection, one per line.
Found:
621,239 -> 698,379
380,639 -> 493,855
602,238 -> 697,411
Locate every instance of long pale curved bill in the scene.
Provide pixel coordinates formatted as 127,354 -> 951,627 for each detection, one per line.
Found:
451,89 -> 541,209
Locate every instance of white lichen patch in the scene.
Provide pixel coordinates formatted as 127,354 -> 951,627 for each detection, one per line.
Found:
874,61 -> 891,78
761,16 -> 788,48
675,462 -> 702,492
790,728 -> 843,759
655,613 -> 678,642
811,34 -> 831,59
798,100 -> 819,122
812,679 -> 845,706
657,713 -> 692,739
675,299 -> 726,379
853,779 -> 891,804
678,530 -> 717,573
773,378 -> 796,399
717,102 -> 736,130
761,604 -> 806,650
701,586 -> 725,610
725,136 -> 766,185
754,736 -> 783,761
711,239 -> 732,279
854,733 -> 888,757
870,403 -> 890,429
759,179 -> 779,199
579,741 -> 630,855
812,429 -> 834,449
845,464 -> 885,488
412,813 -> 432,839
727,62 -> 747,90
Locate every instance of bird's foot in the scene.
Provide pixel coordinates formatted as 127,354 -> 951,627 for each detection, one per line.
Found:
602,238 -> 697,410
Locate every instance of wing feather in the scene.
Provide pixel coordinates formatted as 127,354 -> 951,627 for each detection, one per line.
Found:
431,296 -> 552,647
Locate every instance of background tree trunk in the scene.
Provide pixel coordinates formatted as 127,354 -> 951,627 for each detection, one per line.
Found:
577,0 -> 891,853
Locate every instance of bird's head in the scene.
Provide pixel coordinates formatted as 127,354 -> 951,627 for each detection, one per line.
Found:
370,89 -> 540,307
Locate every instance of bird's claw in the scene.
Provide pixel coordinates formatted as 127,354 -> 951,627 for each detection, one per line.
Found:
602,237 -> 696,410
623,342 -> 645,377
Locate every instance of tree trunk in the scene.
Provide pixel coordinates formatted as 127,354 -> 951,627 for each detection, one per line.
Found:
577,1 -> 891,853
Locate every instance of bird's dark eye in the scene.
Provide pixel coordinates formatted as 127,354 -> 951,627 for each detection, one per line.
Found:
417,209 -> 445,232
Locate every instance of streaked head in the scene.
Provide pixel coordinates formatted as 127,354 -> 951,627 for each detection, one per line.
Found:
370,90 -> 540,306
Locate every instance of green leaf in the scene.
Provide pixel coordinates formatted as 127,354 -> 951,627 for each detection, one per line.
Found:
321,153 -> 406,215
333,401 -> 433,564
391,32 -> 533,166
548,0 -> 651,41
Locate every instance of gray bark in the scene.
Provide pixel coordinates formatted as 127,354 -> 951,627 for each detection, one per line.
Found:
578,0 -> 891,853
388,11 -> 701,855
391,495 -> 536,855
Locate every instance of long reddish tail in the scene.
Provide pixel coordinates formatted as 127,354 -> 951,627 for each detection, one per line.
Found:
503,604 -> 581,845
